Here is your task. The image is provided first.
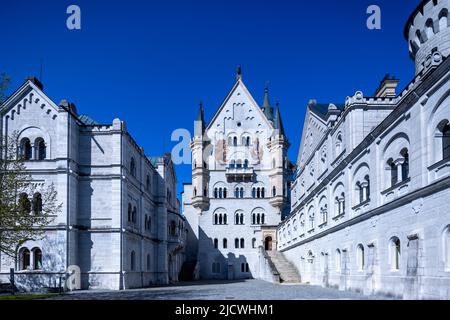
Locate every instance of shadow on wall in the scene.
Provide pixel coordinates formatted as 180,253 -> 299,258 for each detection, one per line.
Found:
196,227 -> 254,281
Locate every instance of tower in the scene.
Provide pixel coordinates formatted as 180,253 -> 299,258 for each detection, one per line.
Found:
191,101 -> 210,212
405,0 -> 450,74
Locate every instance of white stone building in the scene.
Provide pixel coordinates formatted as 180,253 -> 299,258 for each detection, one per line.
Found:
0,79 -> 186,291
183,71 -> 294,280
278,0 -> 450,299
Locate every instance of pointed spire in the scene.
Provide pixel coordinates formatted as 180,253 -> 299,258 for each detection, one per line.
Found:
236,66 -> 242,81
195,100 -> 206,136
261,82 -> 274,122
273,101 -> 286,137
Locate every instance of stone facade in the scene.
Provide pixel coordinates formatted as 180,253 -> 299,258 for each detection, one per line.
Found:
183,75 -> 294,280
278,0 -> 450,299
0,80 -> 186,291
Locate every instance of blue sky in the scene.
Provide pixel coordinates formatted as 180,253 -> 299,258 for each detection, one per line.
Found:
0,0 -> 420,199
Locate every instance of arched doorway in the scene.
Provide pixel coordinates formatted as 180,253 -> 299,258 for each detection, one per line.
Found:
265,236 -> 273,251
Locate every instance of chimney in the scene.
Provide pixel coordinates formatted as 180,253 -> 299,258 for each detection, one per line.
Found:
374,74 -> 399,98
26,76 -> 44,91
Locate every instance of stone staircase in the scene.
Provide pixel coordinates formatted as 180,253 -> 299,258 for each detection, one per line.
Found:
267,251 -> 301,284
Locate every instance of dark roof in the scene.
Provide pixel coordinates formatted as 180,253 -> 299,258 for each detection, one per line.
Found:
78,114 -> 99,125
273,103 -> 286,136
308,103 -> 344,121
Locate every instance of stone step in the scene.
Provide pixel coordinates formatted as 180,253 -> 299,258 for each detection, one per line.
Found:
266,250 -> 301,283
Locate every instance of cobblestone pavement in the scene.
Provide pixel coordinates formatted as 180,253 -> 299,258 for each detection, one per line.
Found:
48,280 -> 392,300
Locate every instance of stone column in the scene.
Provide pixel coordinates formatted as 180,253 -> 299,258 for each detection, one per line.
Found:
360,181 -> 369,202
395,158 -> 405,183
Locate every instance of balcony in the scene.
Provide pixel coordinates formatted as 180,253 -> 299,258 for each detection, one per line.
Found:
225,166 -> 254,182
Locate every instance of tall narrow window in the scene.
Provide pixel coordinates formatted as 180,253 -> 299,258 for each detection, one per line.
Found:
214,188 -> 218,198
272,186 -> 276,197
252,238 -> 256,248
388,158 -> 397,187
32,193 -> 42,215
240,238 -> 245,249
240,187 -> 244,198
400,149 -> 409,181
261,188 -> 265,198
214,238 -> 218,249
235,238 -> 239,249
147,254 -> 151,270
246,137 -> 251,146
335,249 -> 341,272
130,251 -> 136,271
130,158 -> 136,177
33,248 -> 42,270
390,237 -> 401,270
261,214 -> 265,225
223,238 -> 228,249
18,193 -> 31,214
35,138 -> 46,160
128,203 -> 132,222
442,122 -> 450,160
233,137 -> 238,146
20,138 -> 32,160
21,248 -> 31,270
357,244 -> 364,271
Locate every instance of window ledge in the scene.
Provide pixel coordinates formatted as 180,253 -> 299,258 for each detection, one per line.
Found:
352,198 -> 371,211
428,158 -> 450,171
381,178 -> 411,195
332,213 -> 345,221
318,221 -> 327,228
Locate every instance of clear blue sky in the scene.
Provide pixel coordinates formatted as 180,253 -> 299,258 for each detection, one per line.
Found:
0,0 -> 420,199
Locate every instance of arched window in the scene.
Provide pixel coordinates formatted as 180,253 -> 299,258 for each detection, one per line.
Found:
146,175 -> 151,191
223,214 -> 227,224
261,214 -> 265,225
240,214 -> 244,225
244,159 -> 249,169
257,214 -> 260,225
390,237 -> 401,270
235,187 -> 239,198
223,238 -> 228,249
444,226 -> 450,270
20,248 -> 31,270
439,120 -> 450,161
32,193 -> 42,215
246,136 -> 251,146
230,160 -> 236,169
33,248 -> 42,270
240,187 -> 244,198
223,188 -> 227,199
130,158 -> 136,177
252,238 -> 256,248
241,263 -> 245,272
20,138 -> 32,160
147,254 -> 151,270
261,187 -> 265,198
257,188 -> 261,199
252,188 -> 256,198
233,137 -> 238,146
235,213 -> 239,224
219,188 -> 223,199
219,214 -> 223,225
132,206 -> 137,223
214,214 -> 218,225
335,249 -> 341,272
336,134 -> 343,155
240,238 -> 245,249
214,238 -> 218,249
18,193 -> 31,214
128,203 -> 132,222
235,238 -> 239,249
387,158 -> 397,187
400,148 -> 409,181
252,213 -> 256,225
214,188 -> 218,198
35,138 -> 46,160
357,244 -> 364,271
130,251 -> 136,271
272,186 -> 276,197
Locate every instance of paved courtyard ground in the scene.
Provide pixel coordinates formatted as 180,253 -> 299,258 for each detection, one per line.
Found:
48,279 -> 391,300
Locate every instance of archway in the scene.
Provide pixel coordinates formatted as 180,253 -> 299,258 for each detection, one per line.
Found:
265,236 -> 273,251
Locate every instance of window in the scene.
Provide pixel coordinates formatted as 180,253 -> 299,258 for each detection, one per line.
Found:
240,187 -> 244,198
212,262 -> 221,274
130,158 -> 136,177
335,249 -> 341,272
261,187 -> 265,198
214,238 -> 218,249
169,220 -> 177,236
20,248 -> 31,270
388,158 -> 397,187
425,18 -> 435,39
223,238 -> 228,249
252,188 -> 256,198
132,206 -> 137,223
31,248 -> 42,270
20,138 -> 32,160
246,137 -> 251,146
252,238 -> 256,248
444,226 -> 450,270
244,160 -> 249,169
272,186 -> 276,197
32,193 -> 42,215
130,251 -> 136,271
147,254 -> 151,270
261,214 -> 265,224
128,203 -> 132,222
146,175 -> 151,191
357,244 -> 364,271
214,188 -> 218,198
400,149 -> 409,181
35,138 -> 46,160
390,237 -> 401,270
438,120 -> 450,161
240,238 -> 245,249
233,137 -> 238,146
235,238 -> 239,249
18,193 -> 31,214
320,204 -> 328,224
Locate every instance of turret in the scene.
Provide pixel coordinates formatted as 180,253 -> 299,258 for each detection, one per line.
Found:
268,102 -> 290,213
190,101 -> 210,211
405,0 -> 450,74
